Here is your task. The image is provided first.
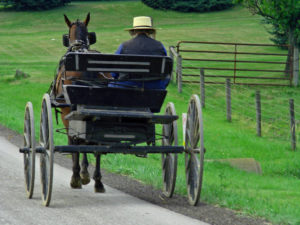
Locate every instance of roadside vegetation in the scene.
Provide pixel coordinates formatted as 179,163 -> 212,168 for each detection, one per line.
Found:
0,1 -> 300,224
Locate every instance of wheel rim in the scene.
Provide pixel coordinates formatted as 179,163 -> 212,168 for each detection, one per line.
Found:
23,102 -> 36,199
161,102 -> 178,198
185,94 -> 204,206
39,94 -> 54,206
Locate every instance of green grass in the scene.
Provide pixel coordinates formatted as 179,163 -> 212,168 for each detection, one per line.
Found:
1,1 -> 300,224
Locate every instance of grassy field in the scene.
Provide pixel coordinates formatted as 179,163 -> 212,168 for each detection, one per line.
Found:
1,1 -> 300,224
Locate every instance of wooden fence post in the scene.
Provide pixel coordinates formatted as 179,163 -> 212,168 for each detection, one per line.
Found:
200,69 -> 205,108
255,91 -> 262,137
293,44 -> 299,87
177,55 -> 182,93
289,99 -> 296,150
226,79 -> 231,122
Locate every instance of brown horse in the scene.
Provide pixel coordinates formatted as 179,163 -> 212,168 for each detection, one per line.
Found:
53,13 -> 105,193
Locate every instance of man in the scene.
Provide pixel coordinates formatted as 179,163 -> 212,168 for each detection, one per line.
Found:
111,16 -> 169,89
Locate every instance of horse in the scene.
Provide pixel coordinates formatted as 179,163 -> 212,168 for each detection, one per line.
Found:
52,13 -> 105,193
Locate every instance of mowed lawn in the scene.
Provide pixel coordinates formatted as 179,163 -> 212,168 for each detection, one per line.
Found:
1,2 -> 300,224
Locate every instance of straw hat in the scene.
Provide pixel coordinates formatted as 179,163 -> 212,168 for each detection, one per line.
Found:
125,16 -> 156,31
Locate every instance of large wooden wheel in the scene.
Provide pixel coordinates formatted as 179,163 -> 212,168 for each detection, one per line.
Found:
161,102 -> 178,198
185,94 -> 204,206
23,102 -> 36,199
39,94 -> 54,206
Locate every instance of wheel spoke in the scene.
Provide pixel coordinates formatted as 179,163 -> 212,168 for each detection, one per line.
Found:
164,124 -> 171,145
162,154 -> 167,169
24,132 -> 30,148
193,116 -> 200,148
40,115 -> 45,145
186,128 -> 193,150
24,155 -> 29,171
24,119 -> 30,147
169,125 -> 174,145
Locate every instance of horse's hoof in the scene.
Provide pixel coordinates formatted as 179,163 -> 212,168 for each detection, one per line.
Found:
80,171 -> 90,185
70,175 -> 82,189
94,181 -> 105,193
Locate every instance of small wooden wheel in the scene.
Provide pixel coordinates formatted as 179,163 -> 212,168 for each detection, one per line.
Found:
185,94 -> 204,206
39,94 -> 54,206
161,102 -> 178,198
23,102 -> 36,199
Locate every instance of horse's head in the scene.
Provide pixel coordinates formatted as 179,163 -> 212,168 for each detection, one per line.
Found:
64,13 -> 93,51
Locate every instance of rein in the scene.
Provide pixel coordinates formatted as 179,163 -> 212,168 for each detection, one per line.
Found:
68,41 -> 89,52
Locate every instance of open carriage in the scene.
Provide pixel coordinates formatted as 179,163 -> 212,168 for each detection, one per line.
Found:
20,37 -> 204,207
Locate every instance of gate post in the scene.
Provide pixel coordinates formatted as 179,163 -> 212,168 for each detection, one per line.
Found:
177,55 -> 182,93
169,46 -> 174,82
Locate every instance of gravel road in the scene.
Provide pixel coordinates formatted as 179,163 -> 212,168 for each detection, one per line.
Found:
0,125 -> 269,225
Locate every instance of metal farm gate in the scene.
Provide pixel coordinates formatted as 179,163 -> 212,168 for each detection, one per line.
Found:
169,41 -> 294,92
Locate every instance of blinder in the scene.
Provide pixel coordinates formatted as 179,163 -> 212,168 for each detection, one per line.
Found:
88,32 -> 96,45
62,32 -> 97,47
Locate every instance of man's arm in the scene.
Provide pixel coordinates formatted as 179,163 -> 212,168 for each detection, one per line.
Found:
115,44 -> 123,54
162,44 -> 167,56
111,44 -> 124,79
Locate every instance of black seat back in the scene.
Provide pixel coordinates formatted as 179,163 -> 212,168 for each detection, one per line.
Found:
64,52 -> 173,81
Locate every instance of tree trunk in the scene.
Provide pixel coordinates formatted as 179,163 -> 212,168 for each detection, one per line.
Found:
293,43 -> 299,86
285,29 -> 299,86
285,30 -> 294,77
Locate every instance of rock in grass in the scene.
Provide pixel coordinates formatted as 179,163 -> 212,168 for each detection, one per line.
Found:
15,69 -> 30,79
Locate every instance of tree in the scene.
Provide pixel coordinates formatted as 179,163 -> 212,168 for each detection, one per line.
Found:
237,0 -> 300,85
0,0 -> 70,10
263,18 -> 289,47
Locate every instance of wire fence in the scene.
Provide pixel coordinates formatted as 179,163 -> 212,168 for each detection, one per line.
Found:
169,44 -> 299,150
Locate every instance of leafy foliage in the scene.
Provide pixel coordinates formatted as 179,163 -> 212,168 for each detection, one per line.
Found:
263,18 -> 289,48
0,0 -> 70,10
141,0 -> 234,13
237,0 -> 300,46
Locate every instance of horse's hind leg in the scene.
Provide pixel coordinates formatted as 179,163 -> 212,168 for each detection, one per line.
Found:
80,153 -> 90,185
94,154 -> 105,193
70,152 -> 82,188
69,137 -> 82,189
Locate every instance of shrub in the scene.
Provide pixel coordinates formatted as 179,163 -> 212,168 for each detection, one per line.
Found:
0,0 -> 70,10
141,0 -> 234,12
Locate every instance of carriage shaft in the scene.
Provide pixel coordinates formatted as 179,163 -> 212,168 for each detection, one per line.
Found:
54,145 -> 184,154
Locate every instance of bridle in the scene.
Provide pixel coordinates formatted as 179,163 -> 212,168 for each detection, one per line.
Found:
68,20 -> 89,52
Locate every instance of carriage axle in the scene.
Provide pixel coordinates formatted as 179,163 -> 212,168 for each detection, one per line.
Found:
20,146 -> 45,154
20,145 -> 184,155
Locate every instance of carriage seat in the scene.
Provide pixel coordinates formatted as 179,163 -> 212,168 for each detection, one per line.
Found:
63,52 -> 173,113
64,52 -> 173,82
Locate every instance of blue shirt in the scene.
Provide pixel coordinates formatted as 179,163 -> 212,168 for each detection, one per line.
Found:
109,36 -> 169,89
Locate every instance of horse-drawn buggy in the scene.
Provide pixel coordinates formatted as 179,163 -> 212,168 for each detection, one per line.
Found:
19,14 -> 204,207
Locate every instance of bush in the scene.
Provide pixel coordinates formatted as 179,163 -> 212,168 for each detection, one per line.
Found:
141,0 -> 234,12
71,0 -> 135,1
0,0 -> 70,10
